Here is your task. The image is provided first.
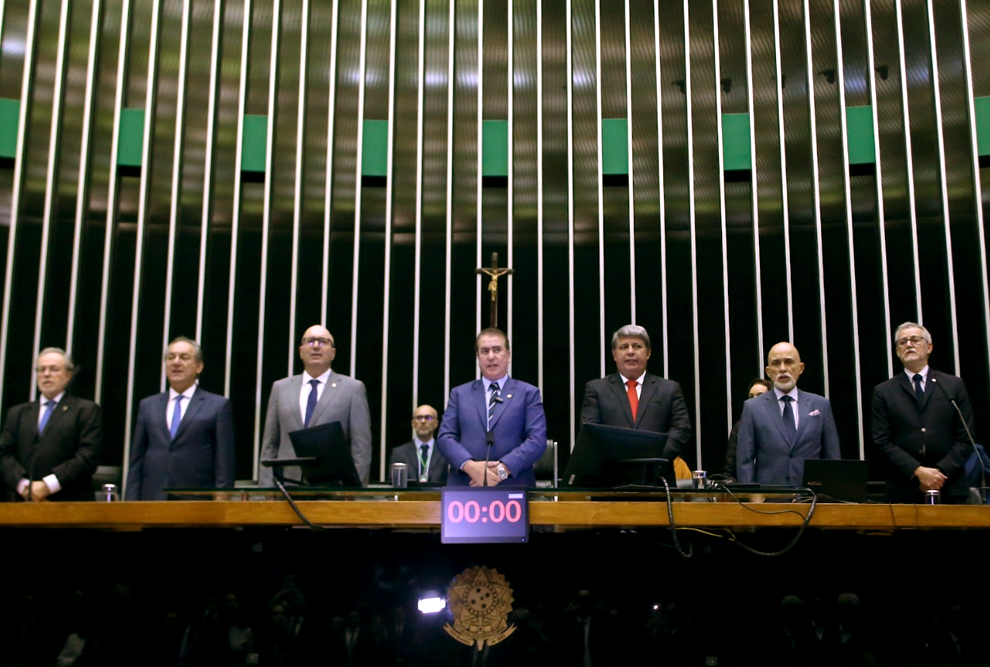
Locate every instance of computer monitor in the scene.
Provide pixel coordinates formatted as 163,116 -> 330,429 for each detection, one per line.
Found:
563,423 -> 670,489
286,421 -> 362,487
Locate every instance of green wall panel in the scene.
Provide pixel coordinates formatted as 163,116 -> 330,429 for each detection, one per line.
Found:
722,113 -> 752,171
846,106 -> 876,165
118,108 -> 145,167
362,120 -> 389,177
976,97 -> 990,157
601,118 -> 628,175
0,98 -> 18,159
242,115 -> 268,173
482,120 -> 508,177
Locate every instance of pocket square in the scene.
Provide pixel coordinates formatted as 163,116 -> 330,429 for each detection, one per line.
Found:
808,409 -> 820,417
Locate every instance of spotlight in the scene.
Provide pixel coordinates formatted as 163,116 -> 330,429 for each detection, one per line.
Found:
418,593 -> 446,614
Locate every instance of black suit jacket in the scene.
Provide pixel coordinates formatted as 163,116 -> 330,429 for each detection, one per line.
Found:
0,394 -> 103,501
579,372 -> 692,483
388,441 -> 448,484
126,386 -> 236,500
871,369 -> 976,502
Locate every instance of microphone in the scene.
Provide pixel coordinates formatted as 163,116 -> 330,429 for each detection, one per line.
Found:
931,376 -> 985,501
483,430 -> 495,487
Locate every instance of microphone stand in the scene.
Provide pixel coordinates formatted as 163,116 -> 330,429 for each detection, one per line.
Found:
483,430 -> 494,487
931,376 -> 986,503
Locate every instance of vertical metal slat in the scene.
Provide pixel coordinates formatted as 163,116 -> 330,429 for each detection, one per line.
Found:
772,0 -> 794,344
713,0 -> 732,441
684,0 -> 702,466
287,0 -> 310,374
350,0 -> 369,375
743,0 -> 763,373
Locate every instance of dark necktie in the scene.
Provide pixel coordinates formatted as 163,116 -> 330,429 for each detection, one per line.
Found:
627,379 -> 639,421
304,379 -> 320,427
488,382 -> 500,428
913,374 -> 924,403
781,395 -> 796,436
420,444 -> 429,477
170,395 -> 185,440
39,400 -> 58,434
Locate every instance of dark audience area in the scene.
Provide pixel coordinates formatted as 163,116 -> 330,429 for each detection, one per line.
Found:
2,527 -> 988,667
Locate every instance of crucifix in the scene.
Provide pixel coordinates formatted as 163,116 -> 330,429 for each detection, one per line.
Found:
476,252 -> 513,328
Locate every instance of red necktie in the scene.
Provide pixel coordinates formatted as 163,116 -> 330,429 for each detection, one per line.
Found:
627,379 -> 639,421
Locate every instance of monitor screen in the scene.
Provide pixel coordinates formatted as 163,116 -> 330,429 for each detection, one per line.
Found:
563,422 -> 670,489
287,421 -> 362,487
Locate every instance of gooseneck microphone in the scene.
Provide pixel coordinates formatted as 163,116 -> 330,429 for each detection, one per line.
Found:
483,430 -> 495,487
931,376 -> 986,502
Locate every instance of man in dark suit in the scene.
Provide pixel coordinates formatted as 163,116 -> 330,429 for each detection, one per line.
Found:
736,342 -> 840,485
0,347 -> 102,501
388,404 -> 448,484
579,325 -> 692,485
872,322 -> 976,503
438,328 -> 546,487
260,324 -> 372,486
126,337 -> 235,500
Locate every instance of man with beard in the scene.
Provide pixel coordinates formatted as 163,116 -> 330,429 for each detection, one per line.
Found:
736,342 -> 840,485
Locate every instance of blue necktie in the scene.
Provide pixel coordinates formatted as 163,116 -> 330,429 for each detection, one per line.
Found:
170,395 -> 185,440
488,382 -> 500,429
913,374 -> 925,404
304,379 -> 320,427
38,400 -> 57,434
781,395 -> 796,438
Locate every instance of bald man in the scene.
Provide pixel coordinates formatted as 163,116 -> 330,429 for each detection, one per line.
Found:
388,405 -> 448,484
736,342 -> 840,485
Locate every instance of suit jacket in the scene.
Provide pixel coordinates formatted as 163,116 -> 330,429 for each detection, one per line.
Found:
0,394 -> 103,501
437,377 -> 547,487
871,369 -> 975,502
388,441 -> 448,484
125,386 -> 235,500
736,389 -> 840,485
259,370 -> 372,486
579,372 -> 692,485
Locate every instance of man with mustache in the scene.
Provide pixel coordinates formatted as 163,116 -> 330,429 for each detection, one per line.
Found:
736,342 -> 840,485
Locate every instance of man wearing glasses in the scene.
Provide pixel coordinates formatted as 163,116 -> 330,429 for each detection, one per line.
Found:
259,325 -> 372,486
389,405 -> 448,484
872,322 -> 976,503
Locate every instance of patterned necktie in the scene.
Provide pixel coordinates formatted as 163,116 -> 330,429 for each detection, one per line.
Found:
781,395 -> 796,435
304,379 -> 320,427
488,382 -> 501,429
627,379 -> 639,421
170,395 -> 185,440
39,400 -> 58,434
913,374 -> 924,404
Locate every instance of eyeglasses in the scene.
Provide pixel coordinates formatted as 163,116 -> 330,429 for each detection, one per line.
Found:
36,365 -> 65,374
302,337 -> 333,348
895,335 -> 926,349
413,415 -> 436,421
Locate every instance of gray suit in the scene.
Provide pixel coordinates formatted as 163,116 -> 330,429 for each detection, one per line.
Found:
736,388 -> 840,486
259,371 -> 372,486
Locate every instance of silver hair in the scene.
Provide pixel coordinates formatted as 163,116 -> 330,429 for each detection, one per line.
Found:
611,325 -> 651,350
165,336 -> 204,363
893,321 -> 931,345
37,347 -> 75,372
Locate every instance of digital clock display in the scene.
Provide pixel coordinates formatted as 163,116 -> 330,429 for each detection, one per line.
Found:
441,487 -> 530,543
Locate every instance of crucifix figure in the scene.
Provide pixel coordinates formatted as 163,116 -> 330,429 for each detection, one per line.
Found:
476,252 -> 513,328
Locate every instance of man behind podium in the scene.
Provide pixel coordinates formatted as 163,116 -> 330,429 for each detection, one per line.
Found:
437,328 -> 546,487
126,337 -> 235,500
736,342 -> 840,485
579,325 -> 692,486
872,322 -> 976,503
259,325 -> 372,486
389,404 -> 448,484
0,347 -> 102,501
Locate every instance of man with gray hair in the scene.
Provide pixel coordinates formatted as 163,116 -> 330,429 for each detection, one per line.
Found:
578,325 -> 692,485
0,347 -> 103,501
126,336 -> 235,499
871,322 -> 976,503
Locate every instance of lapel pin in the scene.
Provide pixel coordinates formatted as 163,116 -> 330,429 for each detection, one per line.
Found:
507,394 -> 512,399
331,383 -> 337,388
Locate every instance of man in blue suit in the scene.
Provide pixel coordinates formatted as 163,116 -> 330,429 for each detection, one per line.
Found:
126,337 -> 235,500
438,328 -> 547,487
736,342 -> 840,485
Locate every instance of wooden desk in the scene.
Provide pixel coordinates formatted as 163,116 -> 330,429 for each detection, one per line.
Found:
1,498 -> 988,530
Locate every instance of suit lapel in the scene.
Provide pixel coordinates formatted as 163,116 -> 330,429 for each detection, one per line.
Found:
473,380 -> 489,428
763,391 -> 794,445
895,372 -> 931,411
608,374 -> 636,427
920,373 -> 935,410
38,395 -> 71,439
309,371 -> 341,426
282,375 -> 305,431
487,378 -> 513,429
636,375 -> 659,428
173,388 -> 205,441
155,393 -> 172,440
793,392 -> 813,447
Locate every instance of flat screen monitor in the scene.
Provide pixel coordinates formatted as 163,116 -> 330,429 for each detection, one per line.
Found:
286,421 -> 362,487
563,423 -> 669,489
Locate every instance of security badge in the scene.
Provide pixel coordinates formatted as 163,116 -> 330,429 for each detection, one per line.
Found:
444,566 -> 517,649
